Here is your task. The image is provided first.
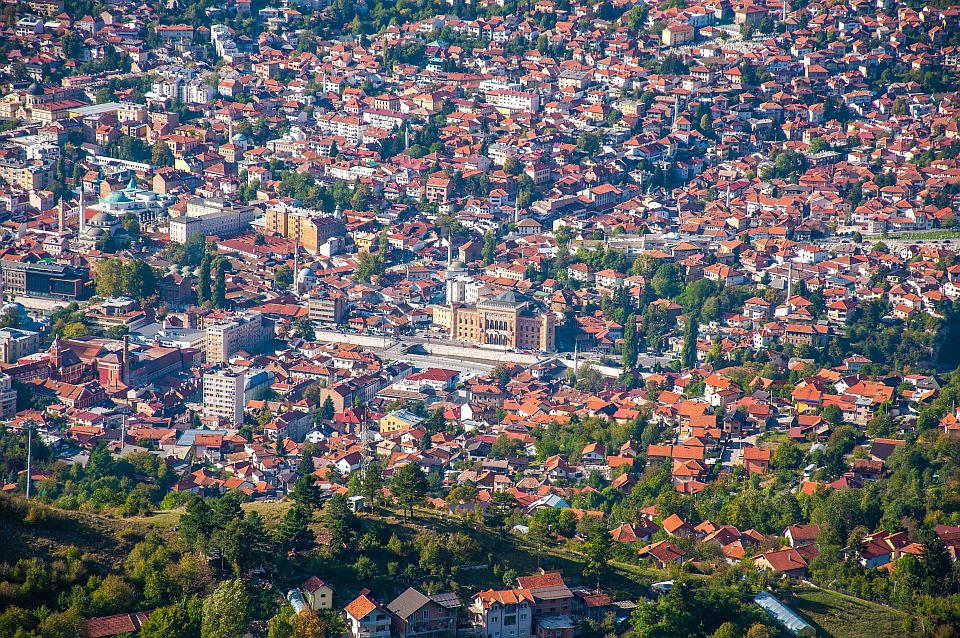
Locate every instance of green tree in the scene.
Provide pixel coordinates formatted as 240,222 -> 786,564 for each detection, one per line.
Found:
201,579 -> 248,638
622,314 -> 639,369
651,263 -> 682,299
267,607 -> 295,638
273,505 -> 315,553
222,511 -> 270,575
180,497 -> 215,545
274,265 -> 293,290
151,141 -> 175,167
576,362 -> 604,393
821,403 -> 843,425
89,574 -> 135,616
121,259 -> 157,300
711,622 -> 739,638
320,396 -> 335,420
490,434 -> 523,459
681,315 -> 698,369
95,259 -> 124,298
322,493 -> 356,554
503,157 -> 523,176
771,442 -> 803,470
577,131 -> 602,153
482,229 -> 496,266
486,491 -> 516,533
582,519 -> 612,590
391,463 -> 427,519
361,459 -> 384,508
212,258 -> 227,308
198,253 -> 212,304
140,603 -> 198,638
293,316 -> 316,341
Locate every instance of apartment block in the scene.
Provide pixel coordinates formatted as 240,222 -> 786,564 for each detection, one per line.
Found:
205,311 -> 268,364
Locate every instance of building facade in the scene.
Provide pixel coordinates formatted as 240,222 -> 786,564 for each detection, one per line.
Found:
264,204 -> 345,253
308,292 -> 346,325
205,311 -> 268,364
433,291 -> 555,352
169,198 -> 259,243
202,367 -> 245,425
0,259 -> 86,300
0,327 -> 40,363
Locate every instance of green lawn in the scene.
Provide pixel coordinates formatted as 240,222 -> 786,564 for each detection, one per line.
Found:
864,229 -> 960,241
132,499 -> 292,531
786,587 -> 910,638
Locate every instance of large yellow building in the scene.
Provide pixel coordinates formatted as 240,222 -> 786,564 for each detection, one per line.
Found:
433,291 -> 556,352
264,205 -> 345,253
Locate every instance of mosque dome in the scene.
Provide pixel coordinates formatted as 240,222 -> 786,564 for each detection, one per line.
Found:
89,211 -> 116,226
103,191 -> 131,205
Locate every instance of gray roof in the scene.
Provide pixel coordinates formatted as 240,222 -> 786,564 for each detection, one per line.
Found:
429,592 -> 461,609
387,587 -> 431,620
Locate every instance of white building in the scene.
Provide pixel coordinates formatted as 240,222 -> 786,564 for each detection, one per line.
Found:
202,366 -> 274,426
202,367 -> 245,425
205,310 -> 268,364
169,198 -> 259,243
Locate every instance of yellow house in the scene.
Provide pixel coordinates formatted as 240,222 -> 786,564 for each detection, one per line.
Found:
301,576 -> 333,610
378,409 -> 424,434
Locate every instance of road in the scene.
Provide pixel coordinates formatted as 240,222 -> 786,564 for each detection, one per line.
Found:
312,328 -> 644,378
312,328 -> 506,378
307,328 -> 681,379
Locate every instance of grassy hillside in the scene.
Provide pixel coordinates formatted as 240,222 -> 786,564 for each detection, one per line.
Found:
788,587 -> 910,638
2,496 -> 917,638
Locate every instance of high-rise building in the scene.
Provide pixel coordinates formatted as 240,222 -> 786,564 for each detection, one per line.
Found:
264,204 -> 345,254
0,373 -> 17,419
202,367 -> 245,425
205,311 -> 268,364
308,292 -> 346,325
203,366 -> 274,426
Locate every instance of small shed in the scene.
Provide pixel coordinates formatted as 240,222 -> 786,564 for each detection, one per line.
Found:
347,495 -> 365,512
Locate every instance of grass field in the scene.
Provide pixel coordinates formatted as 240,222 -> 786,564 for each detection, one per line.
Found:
864,229 -> 960,241
788,586 -> 910,638
131,499 -> 292,531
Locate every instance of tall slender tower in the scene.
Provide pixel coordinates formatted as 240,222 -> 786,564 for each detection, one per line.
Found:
786,262 -> 794,313
78,189 -> 85,235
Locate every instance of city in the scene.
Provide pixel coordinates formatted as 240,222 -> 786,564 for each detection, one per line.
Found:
1,0 -> 960,637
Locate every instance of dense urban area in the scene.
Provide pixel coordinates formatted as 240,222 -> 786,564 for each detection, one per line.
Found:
1,0 -> 960,636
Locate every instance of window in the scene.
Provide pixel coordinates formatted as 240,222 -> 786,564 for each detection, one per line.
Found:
423,611 -> 429,619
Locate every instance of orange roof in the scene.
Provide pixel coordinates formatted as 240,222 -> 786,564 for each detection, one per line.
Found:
345,594 -> 381,620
